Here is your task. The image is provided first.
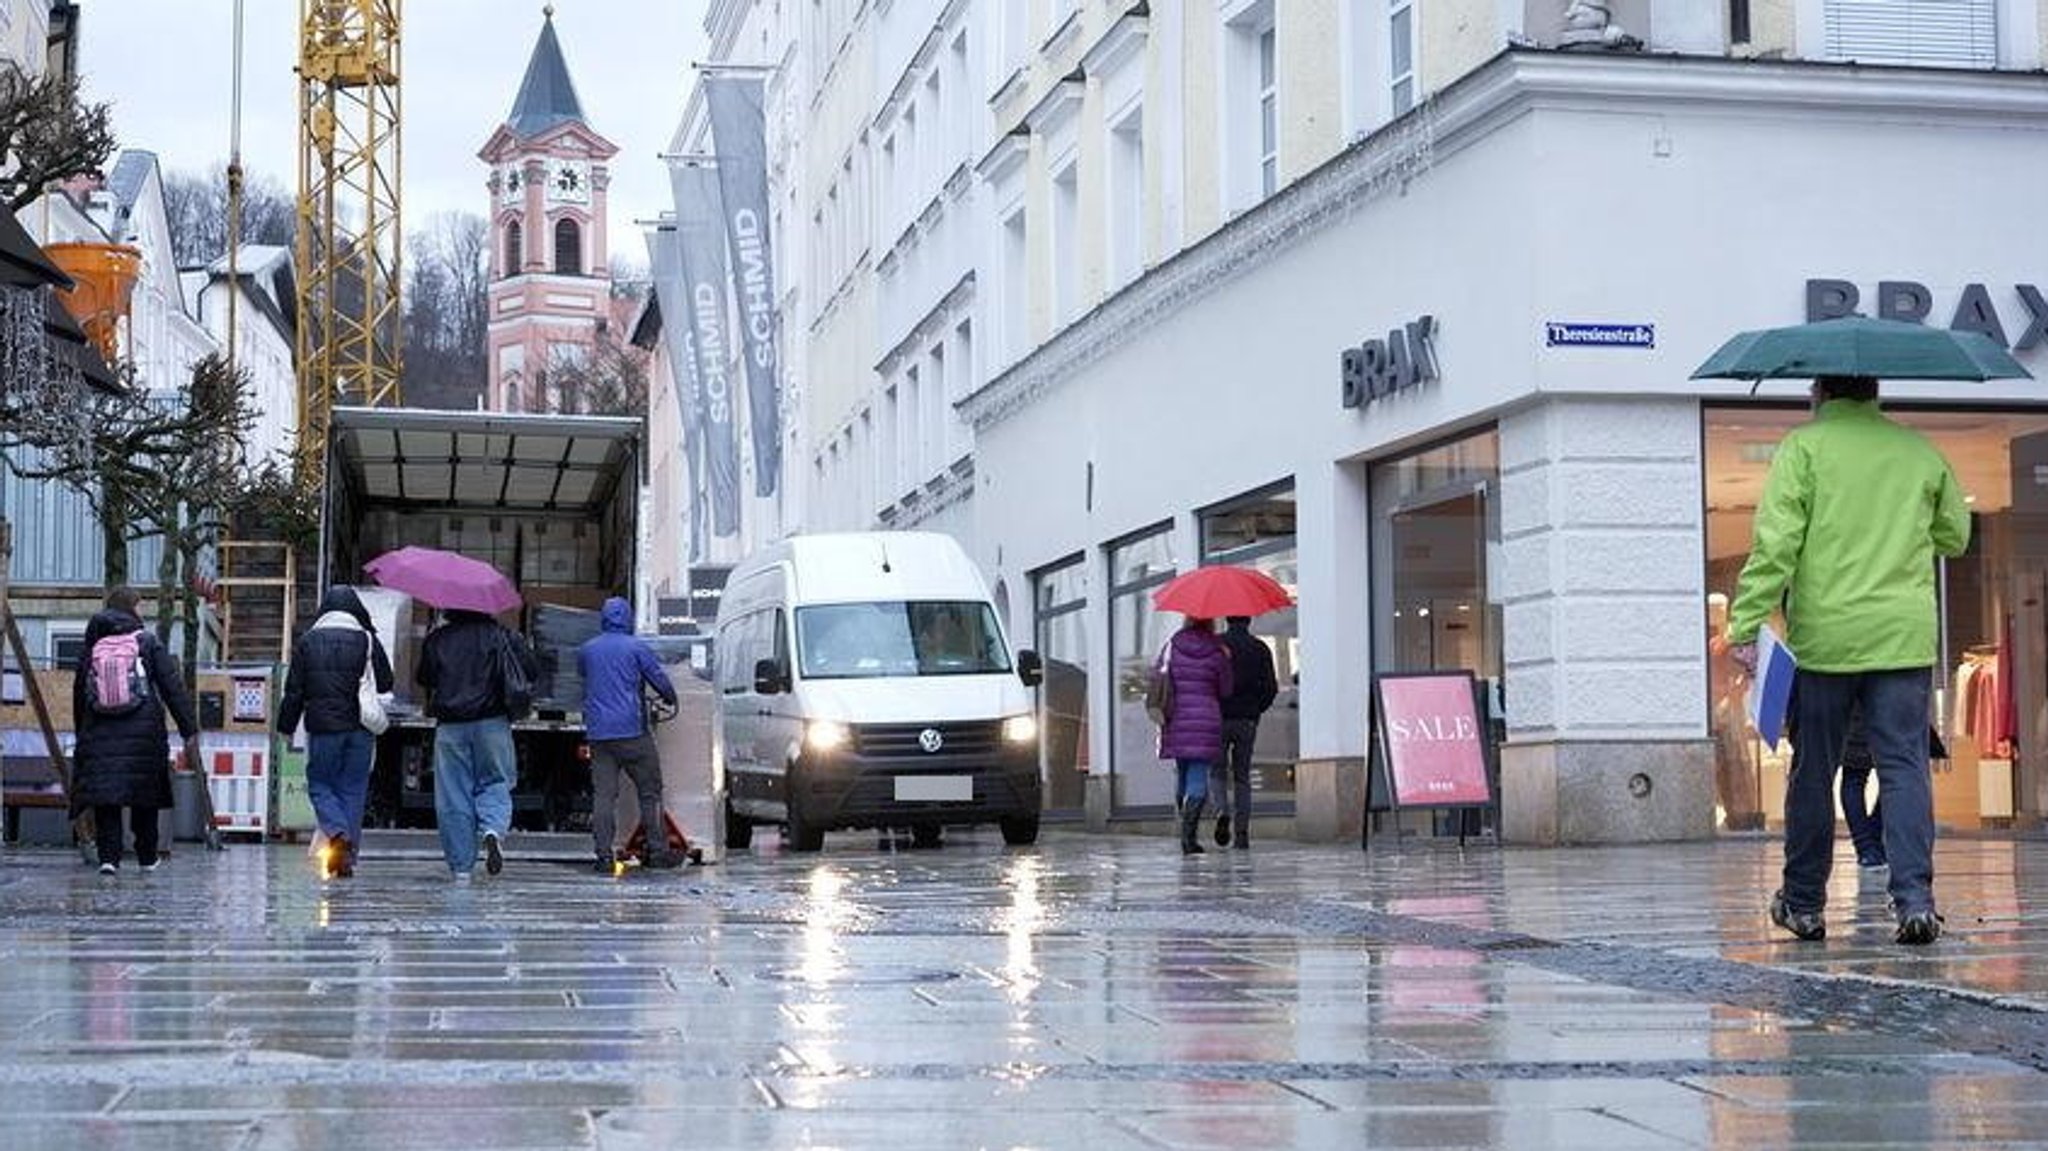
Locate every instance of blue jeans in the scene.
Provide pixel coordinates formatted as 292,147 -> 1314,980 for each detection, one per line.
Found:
1784,669 -> 1935,916
1840,761 -> 1885,864
1174,758 -> 1212,811
306,728 -> 375,854
433,718 -> 515,875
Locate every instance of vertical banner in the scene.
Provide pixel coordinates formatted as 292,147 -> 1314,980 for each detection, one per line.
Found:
704,75 -> 783,498
668,162 -> 743,538
645,226 -> 709,561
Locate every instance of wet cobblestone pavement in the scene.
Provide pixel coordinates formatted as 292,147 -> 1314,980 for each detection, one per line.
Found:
4,830 -> 2048,1149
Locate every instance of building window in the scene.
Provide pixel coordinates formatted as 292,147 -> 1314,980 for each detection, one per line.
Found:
1051,162 -> 1080,325
1199,483 -> 1299,811
1390,0 -> 1416,115
1223,2 -> 1277,213
505,220 -> 523,276
1108,109 -> 1144,289
1107,523 -> 1179,810
1002,205 -> 1029,365
1033,555 -> 1091,814
1822,0 -> 1996,68
554,218 -> 582,276
49,623 -> 87,672
1258,27 -> 1278,197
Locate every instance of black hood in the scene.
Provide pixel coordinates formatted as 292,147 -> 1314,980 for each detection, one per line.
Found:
319,585 -> 374,632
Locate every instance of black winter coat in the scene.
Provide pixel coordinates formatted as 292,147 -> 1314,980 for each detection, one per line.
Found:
1219,626 -> 1280,721
417,611 -> 535,723
70,609 -> 199,814
277,586 -> 396,735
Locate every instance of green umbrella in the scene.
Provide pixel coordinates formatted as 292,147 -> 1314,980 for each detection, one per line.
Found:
1691,316 -> 2031,382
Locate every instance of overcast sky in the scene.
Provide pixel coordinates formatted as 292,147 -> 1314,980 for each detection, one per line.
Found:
82,1 -> 705,270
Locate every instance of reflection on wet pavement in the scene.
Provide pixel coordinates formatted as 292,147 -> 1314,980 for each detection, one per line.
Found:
3,832 -> 2048,1148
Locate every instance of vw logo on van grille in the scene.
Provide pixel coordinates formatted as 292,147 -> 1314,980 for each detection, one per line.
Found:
918,728 -> 945,754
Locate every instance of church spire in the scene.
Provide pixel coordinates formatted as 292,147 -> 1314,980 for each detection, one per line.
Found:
505,8 -> 586,138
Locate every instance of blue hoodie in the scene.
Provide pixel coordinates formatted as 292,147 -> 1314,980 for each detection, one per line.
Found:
576,598 -> 677,741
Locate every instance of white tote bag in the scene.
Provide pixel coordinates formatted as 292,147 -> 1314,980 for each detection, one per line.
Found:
357,639 -> 390,736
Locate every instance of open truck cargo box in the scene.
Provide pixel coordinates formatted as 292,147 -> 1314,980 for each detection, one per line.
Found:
320,407 -> 643,835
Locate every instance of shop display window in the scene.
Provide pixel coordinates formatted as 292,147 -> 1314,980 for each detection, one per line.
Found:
1107,524 -> 1179,811
1704,406 -> 2048,831
1032,556 -> 1090,814
1199,482 -> 1299,809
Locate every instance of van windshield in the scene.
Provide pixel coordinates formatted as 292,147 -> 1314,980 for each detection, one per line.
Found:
794,601 -> 1012,679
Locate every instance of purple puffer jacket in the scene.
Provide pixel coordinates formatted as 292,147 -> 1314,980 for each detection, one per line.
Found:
1157,627 -> 1235,762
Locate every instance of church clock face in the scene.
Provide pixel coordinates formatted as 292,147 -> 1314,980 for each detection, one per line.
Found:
499,165 -> 524,206
549,159 -> 591,204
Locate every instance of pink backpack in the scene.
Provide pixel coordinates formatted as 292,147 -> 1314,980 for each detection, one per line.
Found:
85,631 -> 152,715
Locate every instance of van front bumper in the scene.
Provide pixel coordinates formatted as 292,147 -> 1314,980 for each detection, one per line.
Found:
795,740 -> 1041,829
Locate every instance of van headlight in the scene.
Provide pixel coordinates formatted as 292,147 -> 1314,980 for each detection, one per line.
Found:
805,720 -> 851,752
1001,714 -> 1039,744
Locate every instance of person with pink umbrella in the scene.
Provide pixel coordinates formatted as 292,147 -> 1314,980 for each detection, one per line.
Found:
365,547 -> 535,881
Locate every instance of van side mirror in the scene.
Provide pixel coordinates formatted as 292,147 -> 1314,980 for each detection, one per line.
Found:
1016,649 -> 1044,688
753,658 -> 788,695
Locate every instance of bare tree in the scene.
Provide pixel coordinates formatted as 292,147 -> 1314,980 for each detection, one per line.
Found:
402,211 -> 489,409
539,294 -> 651,418
160,164 -> 295,268
0,69 -> 115,210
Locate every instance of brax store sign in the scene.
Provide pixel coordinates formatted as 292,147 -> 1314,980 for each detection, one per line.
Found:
1341,315 -> 1440,408
1807,279 -> 2047,351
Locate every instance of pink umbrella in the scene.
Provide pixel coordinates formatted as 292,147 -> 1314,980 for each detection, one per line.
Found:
1151,566 -> 1294,618
363,546 -> 523,614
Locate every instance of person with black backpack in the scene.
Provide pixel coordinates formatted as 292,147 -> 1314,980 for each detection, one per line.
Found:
71,587 -> 200,875
417,608 -> 537,880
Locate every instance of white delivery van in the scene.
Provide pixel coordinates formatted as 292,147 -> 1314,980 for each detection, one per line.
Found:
711,532 -> 1045,852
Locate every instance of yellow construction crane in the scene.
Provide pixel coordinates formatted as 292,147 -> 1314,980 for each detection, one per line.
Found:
295,0 -> 403,489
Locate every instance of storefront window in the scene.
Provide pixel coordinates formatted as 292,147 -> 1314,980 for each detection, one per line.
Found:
1704,406 -> 2048,832
1033,556 -> 1090,814
1107,524 -> 1178,810
1200,483 -> 1299,811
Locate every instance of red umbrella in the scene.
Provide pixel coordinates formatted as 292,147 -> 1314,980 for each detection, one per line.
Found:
363,546 -> 523,614
1150,566 -> 1293,618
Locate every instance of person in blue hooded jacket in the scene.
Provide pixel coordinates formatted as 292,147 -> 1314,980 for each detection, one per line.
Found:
577,597 -> 679,871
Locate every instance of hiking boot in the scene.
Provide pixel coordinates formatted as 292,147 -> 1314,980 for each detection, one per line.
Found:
1769,892 -> 1826,941
483,832 -> 504,877
1896,910 -> 1944,946
1214,814 -> 1231,847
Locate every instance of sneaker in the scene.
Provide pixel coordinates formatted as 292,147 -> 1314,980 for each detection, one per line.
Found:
452,870 -> 473,884
140,861 -> 160,873
1214,815 -> 1231,847
1769,891 -> 1826,941
644,850 -> 682,870
1858,855 -> 1889,871
97,862 -> 117,876
483,832 -> 504,877
1896,909 -> 1944,946
1232,832 -> 1249,850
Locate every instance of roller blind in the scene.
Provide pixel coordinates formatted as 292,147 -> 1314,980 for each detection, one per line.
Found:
1823,0 -> 1999,68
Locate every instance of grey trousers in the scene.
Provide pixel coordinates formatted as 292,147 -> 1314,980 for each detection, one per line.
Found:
590,734 -> 664,861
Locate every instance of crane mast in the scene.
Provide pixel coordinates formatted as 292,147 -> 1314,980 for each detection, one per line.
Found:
296,0 -> 403,489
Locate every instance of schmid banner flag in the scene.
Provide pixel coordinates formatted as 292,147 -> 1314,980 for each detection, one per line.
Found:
645,225 -> 708,560
668,161 -> 743,538
704,74 -> 783,498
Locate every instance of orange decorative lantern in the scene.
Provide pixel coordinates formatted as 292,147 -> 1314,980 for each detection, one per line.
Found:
44,242 -> 142,364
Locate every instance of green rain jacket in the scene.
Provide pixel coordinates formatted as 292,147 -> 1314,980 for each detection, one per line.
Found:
1728,400 -> 1970,672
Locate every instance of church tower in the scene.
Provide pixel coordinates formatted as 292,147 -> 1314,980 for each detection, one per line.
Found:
479,7 -> 619,413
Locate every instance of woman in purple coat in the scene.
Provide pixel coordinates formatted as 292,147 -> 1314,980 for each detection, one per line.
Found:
1158,617 -> 1234,855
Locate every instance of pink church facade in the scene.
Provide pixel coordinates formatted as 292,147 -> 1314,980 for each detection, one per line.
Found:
479,11 -> 619,414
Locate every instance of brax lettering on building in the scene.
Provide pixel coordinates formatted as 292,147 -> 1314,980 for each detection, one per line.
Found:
1341,315 -> 1440,408
1807,279 -> 2048,351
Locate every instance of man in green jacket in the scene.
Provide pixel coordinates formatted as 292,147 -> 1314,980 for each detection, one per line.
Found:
1727,376 -> 1970,945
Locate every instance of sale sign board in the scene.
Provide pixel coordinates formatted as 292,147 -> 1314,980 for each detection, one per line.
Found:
1371,672 -> 1495,809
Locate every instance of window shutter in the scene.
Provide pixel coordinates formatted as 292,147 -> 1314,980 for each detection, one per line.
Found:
1823,0 -> 1999,68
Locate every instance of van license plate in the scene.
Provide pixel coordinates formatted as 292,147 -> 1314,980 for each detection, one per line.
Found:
896,775 -> 972,802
